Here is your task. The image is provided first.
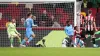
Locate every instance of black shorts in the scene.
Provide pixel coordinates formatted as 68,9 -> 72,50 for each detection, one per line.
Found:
85,30 -> 95,35
81,29 -> 86,38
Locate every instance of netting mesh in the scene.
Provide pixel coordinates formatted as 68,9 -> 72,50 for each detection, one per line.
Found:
0,2 -> 74,27
0,2 -> 74,47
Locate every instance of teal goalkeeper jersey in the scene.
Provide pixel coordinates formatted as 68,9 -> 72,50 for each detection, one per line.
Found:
7,22 -> 19,34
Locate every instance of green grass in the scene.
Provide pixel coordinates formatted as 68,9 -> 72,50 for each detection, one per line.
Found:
0,47 -> 100,56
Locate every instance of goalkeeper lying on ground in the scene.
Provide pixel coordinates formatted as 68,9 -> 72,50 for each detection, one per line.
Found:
6,19 -> 24,48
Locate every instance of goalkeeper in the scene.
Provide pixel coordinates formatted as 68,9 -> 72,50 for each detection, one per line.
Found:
6,19 -> 22,48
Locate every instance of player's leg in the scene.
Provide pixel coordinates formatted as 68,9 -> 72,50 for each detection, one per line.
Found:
21,31 -> 29,45
10,34 -> 20,47
73,37 -> 76,47
28,34 -> 35,42
15,34 -> 22,45
62,38 -> 69,47
26,31 -> 36,44
8,33 -> 14,48
79,31 -> 85,47
91,31 -> 98,47
69,35 -> 74,47
91,35 -> 97,47
85,30 -> 97,47
9,33 -> 17,48
75,37 -> 80,47
68,36 -> 72,47
10,35 -> 14,48
84,30 -> 90,47
10,34 -> 19,48
21,37 -> 28,45
26,34 -> 35,45
20,37 -> 28,47
79,39 -> 85,47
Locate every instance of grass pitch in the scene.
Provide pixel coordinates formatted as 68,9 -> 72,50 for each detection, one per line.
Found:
0,47 -> 100,56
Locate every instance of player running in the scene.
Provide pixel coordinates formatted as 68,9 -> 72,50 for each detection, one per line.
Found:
64,21 -> 74,47
6,19 -> 21,48
84,10 -> 98,47
21,13 -> 37,47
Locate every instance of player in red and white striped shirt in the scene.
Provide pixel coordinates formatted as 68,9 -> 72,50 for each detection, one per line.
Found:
84,10 -> 98,47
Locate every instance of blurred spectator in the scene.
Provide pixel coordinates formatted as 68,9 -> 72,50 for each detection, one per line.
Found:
0,13 -> 8,27
39,10 -> 49,27
21,18 -> 25,23
32,16 -> 36,20
46,15 -> 54,27
40,10 -> 48,21
0,12 -> 2,19
52,21 -> 61,28
32,15 -> 38,25
21,18 -> 25,26
17,17 -> 25,27
51,15 -> 55,21
0,3 -> 74,27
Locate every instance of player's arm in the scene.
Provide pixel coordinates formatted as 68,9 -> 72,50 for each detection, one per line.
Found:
24,21 -> 26,27
93,17 -> 97,31
14,28 -> 19,34
13,24 -> 21,36
14,29 -> 21,36
14,27 -> 21,35
31,19 -> 38,27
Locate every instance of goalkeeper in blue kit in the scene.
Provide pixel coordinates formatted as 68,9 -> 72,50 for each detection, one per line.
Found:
21,13 -> 37,47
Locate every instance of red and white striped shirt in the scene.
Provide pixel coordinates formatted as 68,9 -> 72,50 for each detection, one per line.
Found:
84,14 -> 95,31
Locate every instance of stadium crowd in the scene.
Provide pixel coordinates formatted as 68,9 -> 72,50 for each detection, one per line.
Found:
0,3 -> 74,27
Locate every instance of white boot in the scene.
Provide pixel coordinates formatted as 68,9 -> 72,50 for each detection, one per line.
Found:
11,44 -> 14,48
20,44 -> 26,47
